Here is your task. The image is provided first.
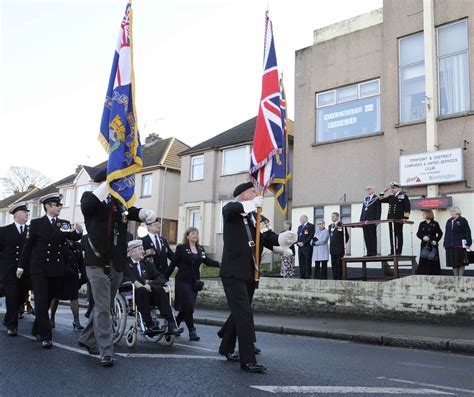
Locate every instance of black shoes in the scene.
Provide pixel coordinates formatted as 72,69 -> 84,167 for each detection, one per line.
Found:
78,342 -> 100,355
240,363 -> 267,373
223,352 -> 240,362
189,328 -> 200,341
84,312 -> 91,319
7,328 -> 17,336
50,319 -> 55,329
73,322 -> 85,331
42,340 -> 53,349
100,356 -> 114,367
167,322 -> 180,336
254,344 -> 261,355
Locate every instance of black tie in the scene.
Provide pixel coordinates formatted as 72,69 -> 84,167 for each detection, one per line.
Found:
155,235 -> 160,251
51,218 -> 56,225
20,225 -> 24,234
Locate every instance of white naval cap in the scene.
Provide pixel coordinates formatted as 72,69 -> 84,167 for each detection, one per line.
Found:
9,201 -> 29,215
40,192 -> 63,205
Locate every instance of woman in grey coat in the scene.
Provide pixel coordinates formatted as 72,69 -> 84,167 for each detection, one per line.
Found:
311,220 -> 330,279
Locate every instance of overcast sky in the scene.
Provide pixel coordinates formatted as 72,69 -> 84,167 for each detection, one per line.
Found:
0,0 -> 382,185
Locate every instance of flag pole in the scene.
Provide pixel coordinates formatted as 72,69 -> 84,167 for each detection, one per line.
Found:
254,189 -> 264,287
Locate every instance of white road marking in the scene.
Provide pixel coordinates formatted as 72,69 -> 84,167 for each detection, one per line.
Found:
173,343 -> 215,352
115,353 -> 222,360
378,376 -> 474,395
398,361 -> 445,369
20,334 -> 98,358
250,386 -> 455,394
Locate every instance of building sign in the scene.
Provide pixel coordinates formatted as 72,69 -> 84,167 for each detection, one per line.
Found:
399,148 -> 464,186
410,196 -> 453,210
317,96 -> 380,143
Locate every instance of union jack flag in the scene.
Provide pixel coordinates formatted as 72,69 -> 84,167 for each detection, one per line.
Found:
250,11 -> 283,192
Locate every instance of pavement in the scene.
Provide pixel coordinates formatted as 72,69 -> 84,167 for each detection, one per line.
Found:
1,308 -> 474,396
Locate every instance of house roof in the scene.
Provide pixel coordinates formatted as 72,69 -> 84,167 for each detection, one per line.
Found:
0,188 -> 39,209
179,116 -> 294,156
24,173 -> 76,201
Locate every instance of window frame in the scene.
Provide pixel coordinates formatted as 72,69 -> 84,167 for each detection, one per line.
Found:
140,173 -> 153,198
61,189 -> 70,208
190,155 -> 204,181
221,146 -> 250,176
188,208 -> 201,229
313,206 -> 324,225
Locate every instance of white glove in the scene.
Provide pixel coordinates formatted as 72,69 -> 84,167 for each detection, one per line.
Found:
431,240 -> 437,246
93,182 -> 109,202
278,231 -> 297,248
241,196 -> 264,214
252,196 -> 264,208
139,209 -> 157,224
422,236 -> 430,242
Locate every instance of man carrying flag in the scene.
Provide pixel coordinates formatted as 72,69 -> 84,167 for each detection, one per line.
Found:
78,1 -> 158,367
218,12 -> 296,373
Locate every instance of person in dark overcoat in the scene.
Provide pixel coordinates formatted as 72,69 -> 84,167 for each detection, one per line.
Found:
360,185 -> 381,256
416,210 -> 443,275
444,207 -> 472,277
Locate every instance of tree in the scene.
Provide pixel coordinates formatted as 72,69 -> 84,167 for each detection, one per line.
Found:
0,166 -> 52,198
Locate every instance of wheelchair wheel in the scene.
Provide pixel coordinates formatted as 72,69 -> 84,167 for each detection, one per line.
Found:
112,293 -> 128,345
161,333 -> 175,347
126,328 -> 137,348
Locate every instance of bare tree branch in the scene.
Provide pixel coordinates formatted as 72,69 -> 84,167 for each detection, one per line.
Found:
0,166 -> 52,198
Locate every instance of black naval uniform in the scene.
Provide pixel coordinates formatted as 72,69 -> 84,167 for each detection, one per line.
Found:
379,191 -> 411,255
359,194 -> 381,256
218,202 -> 279,366
0,223 -> 28,332
18,216 -> 81,342
297,222 -> 315,279
141,233 -> 174,274
328,221 -> 349,280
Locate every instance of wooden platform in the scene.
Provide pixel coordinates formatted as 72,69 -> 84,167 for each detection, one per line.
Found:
341,255 -> 418,280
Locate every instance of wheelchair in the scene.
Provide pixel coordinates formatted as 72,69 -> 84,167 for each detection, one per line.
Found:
112,281 -> 176,348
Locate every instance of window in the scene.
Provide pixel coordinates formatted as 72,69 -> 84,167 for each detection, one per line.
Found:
316,79 -> 380,143
313,206 -> 324,224
0,211 -> 6,226
222,146 -> 250,175
399,33 -> 426,123
76,185 -> 94,205
219,199 -> 233,232
31,204 -> 41,219
437,20 -> 470,116
340,205 -> 352,255
188,208 -> 201,230
191,155 -> 204,181
62,189 -> 70,208
141,174 -> 152,197
160,219 -> 178,245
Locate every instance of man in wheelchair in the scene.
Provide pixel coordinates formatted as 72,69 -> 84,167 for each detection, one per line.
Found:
125,240 -> 179,336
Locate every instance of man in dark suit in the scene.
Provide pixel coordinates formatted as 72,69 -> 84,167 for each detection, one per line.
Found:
17,193 -> 82,348
218,182 -> 297,373
0,202 -> 30,336
141,219 -> 174,274
379,182 -> 411,255
124,240 -> 178,335
78,169 -> 156,367
296,215 -> 315,279
328,212 -> 349,280
360,185 -> 381,256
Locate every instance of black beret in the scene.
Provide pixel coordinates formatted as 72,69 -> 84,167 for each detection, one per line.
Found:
233,182 -> 254,198
94,169 -> 107,183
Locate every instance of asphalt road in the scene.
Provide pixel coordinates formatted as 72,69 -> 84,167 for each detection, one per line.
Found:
1,309 -> 473,396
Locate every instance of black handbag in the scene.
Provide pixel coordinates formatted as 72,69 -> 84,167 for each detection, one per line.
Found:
420,244 -> 438,261
192,280 -> 205,292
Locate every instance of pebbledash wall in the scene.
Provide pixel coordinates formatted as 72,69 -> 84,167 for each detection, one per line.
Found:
196,276 -> 474,322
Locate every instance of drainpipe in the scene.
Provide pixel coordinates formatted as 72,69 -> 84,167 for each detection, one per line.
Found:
160,167 -> 168,235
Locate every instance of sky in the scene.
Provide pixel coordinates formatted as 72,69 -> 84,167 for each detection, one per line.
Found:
0,0 -> 382,184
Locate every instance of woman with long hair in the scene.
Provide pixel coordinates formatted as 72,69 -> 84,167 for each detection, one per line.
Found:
165,227 -> 219,341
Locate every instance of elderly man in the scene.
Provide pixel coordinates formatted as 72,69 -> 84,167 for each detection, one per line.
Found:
297,215 -> 315,279
218,182 -> 297,373
360,186 -> 381,256
140,218 -> 174,274
0,202 -> 30,336
124,240 -> 179,336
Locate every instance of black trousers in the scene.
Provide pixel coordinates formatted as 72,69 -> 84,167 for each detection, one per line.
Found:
313,261 -> 328,279
298,246 -> 312,279
388,222 -> 404,255
219,278 -> 257,365
331,255 -> 343,280
31,274 -> 62,341
362,225 -> 377,256
134,286 -> 172,325
3,272 -> 21,329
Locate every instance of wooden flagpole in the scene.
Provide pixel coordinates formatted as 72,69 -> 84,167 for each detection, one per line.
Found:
254,189 -> 264,287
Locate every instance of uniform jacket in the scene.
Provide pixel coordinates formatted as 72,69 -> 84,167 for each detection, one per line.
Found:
80,192 -> 141,273
123,258 -> 167,288
165,244 -> 219,283
297,222 -> 315,251
220,201 -> 279,281
140,234 -> 174,274
416,220 -> 443,249
63,241 -> 86,282
311,228 -> 329,261
328,221 -> 349,256
0,223 -> 29,277
443,216 -> 472,249
379,191 -> 411,220
360,194 -> 381,222
18,216 -> 81,278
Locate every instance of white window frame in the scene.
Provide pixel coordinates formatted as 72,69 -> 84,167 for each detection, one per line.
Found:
75,184 -> 94,206
316,79 -> 380,109
141,173 -> 153,197
316,90 -> 336,108
188,208 -> 201,229
190,155 -> 204,181
62,189 -> 70,208
221,146 -> 250,176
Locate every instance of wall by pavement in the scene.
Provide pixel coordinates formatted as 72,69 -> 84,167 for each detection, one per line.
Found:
196,276 -> 474,323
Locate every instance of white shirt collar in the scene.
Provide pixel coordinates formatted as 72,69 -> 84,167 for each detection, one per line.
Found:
46,214 -> 56,222
14,222 -> 25,231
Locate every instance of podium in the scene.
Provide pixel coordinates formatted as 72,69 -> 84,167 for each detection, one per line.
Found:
341,220 -> 417,280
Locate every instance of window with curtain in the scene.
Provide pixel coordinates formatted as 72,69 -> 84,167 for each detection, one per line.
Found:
399,32 -> 426,123
141,174 -> 152,197
191,155 -> 204,181
437,19 -> 470,116
222,146 -> 249,175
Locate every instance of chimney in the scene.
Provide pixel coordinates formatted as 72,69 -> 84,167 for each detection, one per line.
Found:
75,164 -> 83,174
145,133 -> 161,144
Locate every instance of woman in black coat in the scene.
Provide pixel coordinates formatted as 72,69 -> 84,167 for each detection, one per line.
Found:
444,207 -> 472,276
165,227 -> 219,341
416,210 -> 443,275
